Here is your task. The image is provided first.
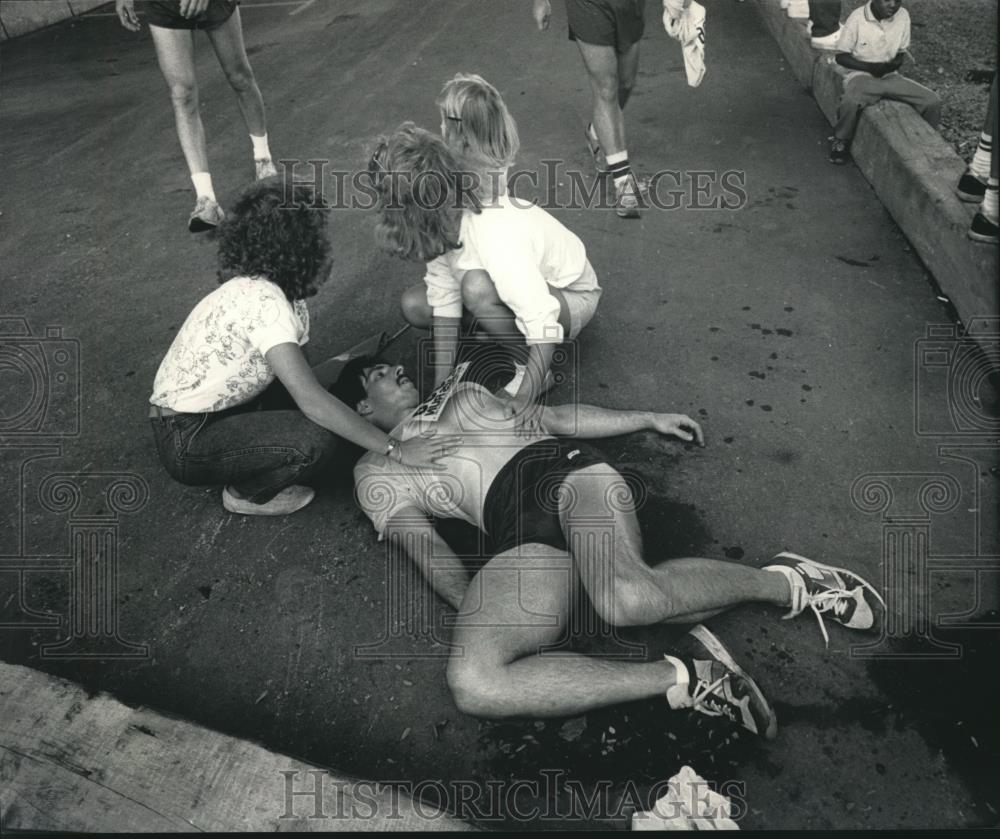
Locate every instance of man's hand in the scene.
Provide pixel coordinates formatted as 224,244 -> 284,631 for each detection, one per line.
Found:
115,0 -> 141,31
180,0 -> 211,18
533,0 -> 551,30
650,413 -> 705,446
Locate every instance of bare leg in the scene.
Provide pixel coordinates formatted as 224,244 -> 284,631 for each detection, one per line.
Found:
559,465 -> 791,627
205,7 -> 267,137
400,283 -> 433,329
446,547 -> 681,718
462,270 -> 572,336
616,41 -> 641,110
574,40 -> 626,156
149,25 -> 208,176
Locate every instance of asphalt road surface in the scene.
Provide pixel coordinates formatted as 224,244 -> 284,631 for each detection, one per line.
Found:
1,0 -> 998,829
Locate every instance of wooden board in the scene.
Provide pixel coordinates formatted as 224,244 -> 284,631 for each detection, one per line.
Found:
0,663 -> 473,832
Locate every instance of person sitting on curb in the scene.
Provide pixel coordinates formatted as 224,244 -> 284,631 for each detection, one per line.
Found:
957,73 -> 998,245
828,0 -> 941,165
333,355 -> 884,736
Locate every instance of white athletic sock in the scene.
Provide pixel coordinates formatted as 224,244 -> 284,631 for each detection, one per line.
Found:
606,150 -> 632,190
663,655 -> 692,708
191,171 -> 216,201
763,564 -> 803,615
970,134 -> 992,180
983,179 -> 999,224
251,133 -> 272,161
503,363 -> 527,397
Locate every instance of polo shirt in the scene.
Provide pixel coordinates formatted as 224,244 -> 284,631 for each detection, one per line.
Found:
838,1 -> 911,64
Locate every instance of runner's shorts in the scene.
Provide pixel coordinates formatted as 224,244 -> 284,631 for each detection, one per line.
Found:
565,0 -> 646,53
483,438 -> 611,555
146,0 -> 239,31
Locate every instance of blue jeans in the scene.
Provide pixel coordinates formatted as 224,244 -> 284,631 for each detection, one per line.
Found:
150,384 -> 337,503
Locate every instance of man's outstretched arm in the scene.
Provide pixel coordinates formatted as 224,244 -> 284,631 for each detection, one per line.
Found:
540,403 -> 705,446
383,506 -> 471,611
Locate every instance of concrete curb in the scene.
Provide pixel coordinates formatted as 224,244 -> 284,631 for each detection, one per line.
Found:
752,0 -> 997,327
0,1 -> 108,41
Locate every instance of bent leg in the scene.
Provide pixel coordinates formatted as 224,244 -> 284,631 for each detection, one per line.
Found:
400,283 -> 434,329
460,270 -> 520,337
206,7 -> 267,136
881,75 -> 942,128
175,408 -> 336,502
575,40 -> 626,156
834,75 -> 885,141
446,547 -> 679,718
559,465 -> 790,626
149,25 -> 208,175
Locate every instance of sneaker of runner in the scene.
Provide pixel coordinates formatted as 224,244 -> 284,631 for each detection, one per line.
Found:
666,624 -> 778,739
763,552 -> 885,647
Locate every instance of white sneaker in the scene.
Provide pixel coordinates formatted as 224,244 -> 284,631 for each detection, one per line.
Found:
188,195 -> 225,233
786,0 -> 809,18
255,158 -> 279,180
222,485 -> 315,516
811,27 -> 842,49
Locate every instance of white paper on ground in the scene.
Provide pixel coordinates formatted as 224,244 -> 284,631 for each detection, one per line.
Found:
631,765 -> 741,830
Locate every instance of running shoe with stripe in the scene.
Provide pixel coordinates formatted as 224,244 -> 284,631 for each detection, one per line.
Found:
665,624 -> 777,739
764,552 -> 885,647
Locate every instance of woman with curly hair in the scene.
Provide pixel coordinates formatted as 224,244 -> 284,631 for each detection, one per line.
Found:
149,178 -> 460,516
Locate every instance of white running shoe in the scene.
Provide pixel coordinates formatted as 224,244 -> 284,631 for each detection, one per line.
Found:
222,485 -> 315,516
764,552 -> 885,647
811,27 -> 842,50
188,195 -> 225,233
665,625 -> 777,739
255,158 -> 279,180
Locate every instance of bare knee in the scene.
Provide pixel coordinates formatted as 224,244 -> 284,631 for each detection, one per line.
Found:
400,285 -> 432,328
446,657 -> 504,718
591,73 -> 619,104
169,82 -> 198,111
225,66 -> 256,94
460,270 -> 497,315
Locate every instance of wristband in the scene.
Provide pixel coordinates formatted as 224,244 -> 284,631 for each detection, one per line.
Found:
385,436 -> 401,462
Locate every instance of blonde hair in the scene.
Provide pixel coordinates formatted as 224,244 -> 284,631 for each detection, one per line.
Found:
437,73 -> 520,172
368,122 -> 479,263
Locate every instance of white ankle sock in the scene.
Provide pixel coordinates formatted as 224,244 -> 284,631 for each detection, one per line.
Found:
663,655 -> 691,708
251,133 -> 272,161
606,150 -> 631,189
503,363 -> 527,397
970,134 -> 993,180
191,171 -> 216,201
983,179 -> 999,224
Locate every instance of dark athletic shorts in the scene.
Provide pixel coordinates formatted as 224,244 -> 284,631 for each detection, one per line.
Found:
565,0 -> 646,54
146,0 -> 239,31
483,438 -> 611,555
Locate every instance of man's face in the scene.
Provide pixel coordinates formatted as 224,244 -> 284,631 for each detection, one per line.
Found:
357,363 -> 421,425
871,0 -> 901,19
